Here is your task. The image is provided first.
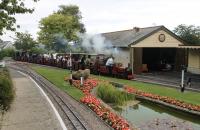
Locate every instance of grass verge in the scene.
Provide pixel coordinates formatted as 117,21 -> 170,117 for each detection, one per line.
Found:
0,68 -> 14,111
31,65 -> 84,101
31,65 -> 200,105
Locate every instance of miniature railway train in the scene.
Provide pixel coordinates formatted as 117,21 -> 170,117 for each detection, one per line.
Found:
14,52 -> 134,80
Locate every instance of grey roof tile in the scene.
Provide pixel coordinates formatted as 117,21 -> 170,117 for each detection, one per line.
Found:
102,26 -> 163,47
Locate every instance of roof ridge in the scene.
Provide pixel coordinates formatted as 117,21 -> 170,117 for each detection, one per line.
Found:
102,25 -> 164,35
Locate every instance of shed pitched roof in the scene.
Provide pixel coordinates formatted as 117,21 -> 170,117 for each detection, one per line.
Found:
102,25 -> 188,47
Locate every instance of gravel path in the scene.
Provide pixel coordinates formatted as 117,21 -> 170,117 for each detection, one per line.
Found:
139,117 -> 194,130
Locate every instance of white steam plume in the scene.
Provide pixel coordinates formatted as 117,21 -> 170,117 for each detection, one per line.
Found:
77,33 -> 115,55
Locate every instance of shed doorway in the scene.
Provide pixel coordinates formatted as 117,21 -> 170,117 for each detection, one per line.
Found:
142,48 -> 177,71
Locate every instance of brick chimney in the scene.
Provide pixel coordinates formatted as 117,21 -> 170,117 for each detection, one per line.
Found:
133,27 -> 140,32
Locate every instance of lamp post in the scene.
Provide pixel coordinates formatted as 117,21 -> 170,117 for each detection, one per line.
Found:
80,74 -> 83,86
70,50 -> 72,80
68,41 -> 74,85
68,50 -> 73,85
180,65 -> 186,92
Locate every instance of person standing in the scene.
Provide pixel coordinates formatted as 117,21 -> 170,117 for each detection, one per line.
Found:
85,55 -> 91,68
80,55 -> 86,70
106,56 -> 114,76
94,56 -> 100,74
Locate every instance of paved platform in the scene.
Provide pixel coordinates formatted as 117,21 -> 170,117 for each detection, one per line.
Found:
0,69 -> 63,130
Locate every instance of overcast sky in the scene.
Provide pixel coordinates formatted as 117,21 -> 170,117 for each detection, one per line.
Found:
1,0 -> 200,41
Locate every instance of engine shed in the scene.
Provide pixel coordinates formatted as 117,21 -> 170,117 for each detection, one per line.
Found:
103,25 -> 189,74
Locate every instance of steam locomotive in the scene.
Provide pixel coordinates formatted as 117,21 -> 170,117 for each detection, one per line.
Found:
14,51 -> 134,80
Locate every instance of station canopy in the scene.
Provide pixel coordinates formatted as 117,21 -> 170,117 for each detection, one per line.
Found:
178,45 -> 200,49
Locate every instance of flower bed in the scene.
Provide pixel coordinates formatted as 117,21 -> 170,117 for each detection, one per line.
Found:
81,94 -> 130,130
71,78 -> 131,130
72,79 -> 98,95
124,86 -> 200,112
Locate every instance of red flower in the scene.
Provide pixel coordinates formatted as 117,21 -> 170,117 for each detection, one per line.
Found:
72,79 -> 131,130
124,86 -> 200,112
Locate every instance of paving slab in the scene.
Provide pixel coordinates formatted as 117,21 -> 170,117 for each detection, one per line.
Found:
1,69 -> 63,130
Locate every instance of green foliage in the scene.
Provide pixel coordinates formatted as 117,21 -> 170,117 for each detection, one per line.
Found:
0,48 -> 15,60
38,5 -> 85,52
97,82 -> 134,105
58,5 -> 81,18
0,0 -> 38,35
30,47 -> 46,54
57,5 -> 85,33
0,68 -> 14,111
174,24 -> 200,45
14,32 -> 38,51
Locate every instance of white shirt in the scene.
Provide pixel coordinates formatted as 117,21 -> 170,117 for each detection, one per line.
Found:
106,58 -> 113,66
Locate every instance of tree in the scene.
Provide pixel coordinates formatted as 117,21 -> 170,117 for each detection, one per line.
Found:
0,0 -> 38,35
38,5 -> 85,52
0,48 -> 15,60
57,5 -> 81,19
30,47 -> 47,54
57,5 -> 85,33
174,24 -> 200,45
14,32 -> 37,51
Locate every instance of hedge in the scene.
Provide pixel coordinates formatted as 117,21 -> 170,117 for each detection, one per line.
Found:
0,68 -> 14,111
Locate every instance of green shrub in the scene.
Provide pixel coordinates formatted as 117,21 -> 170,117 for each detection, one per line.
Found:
0,48 -> 15,60
0,68 -> 14,111
97,82 -> 134,105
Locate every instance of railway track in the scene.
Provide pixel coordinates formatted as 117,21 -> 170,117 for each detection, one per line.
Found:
8,64 -> 91,130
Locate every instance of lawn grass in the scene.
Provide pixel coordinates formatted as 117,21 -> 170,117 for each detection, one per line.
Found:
31,65 -> 200,105
31,65 -> 84,101
92,75 -> 200,105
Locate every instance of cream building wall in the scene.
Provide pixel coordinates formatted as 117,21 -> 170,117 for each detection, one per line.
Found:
112,29 -> 189,69
187,49 -> 200,74
131,30 -> 184,48
113,47 -> 130,67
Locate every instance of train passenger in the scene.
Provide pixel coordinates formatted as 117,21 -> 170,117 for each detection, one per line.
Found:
85,55 -> 91,68
66,57 -> 71,69
80,55 -> 86,70
94,56 -> 100,74
125,63 -> 132,78
106,56 -> 114,76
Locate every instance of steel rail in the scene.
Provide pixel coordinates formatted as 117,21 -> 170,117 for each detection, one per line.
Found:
8,65 -> 90,130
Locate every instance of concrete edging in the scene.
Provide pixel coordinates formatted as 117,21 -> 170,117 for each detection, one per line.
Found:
135,95 -> 200,117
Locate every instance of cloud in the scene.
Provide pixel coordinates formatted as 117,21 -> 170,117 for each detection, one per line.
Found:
1,0 -> 200,41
